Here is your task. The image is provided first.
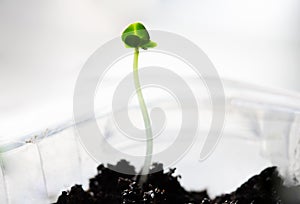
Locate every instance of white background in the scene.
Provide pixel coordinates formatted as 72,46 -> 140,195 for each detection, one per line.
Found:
0,0 -> 299,138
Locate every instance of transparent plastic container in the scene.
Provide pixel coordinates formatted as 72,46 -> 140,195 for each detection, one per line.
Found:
1,79 -> 300,204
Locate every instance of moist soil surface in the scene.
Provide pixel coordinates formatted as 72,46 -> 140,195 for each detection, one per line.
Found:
54,160 -> 300,204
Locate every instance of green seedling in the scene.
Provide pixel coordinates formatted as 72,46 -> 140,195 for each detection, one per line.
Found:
121,22 -> 157,183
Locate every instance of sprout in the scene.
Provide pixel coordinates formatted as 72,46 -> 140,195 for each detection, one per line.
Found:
122,22 -> 157,184
122,22 -> 157,50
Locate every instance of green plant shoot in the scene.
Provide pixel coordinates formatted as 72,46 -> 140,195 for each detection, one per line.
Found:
121,22 -> 157,183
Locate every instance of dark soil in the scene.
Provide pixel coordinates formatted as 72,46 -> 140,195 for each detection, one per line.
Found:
54,160 -> 300,204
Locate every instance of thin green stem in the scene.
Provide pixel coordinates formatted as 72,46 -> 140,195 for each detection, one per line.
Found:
133,48 -> 153,183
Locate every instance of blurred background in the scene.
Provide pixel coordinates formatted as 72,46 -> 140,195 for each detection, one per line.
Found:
0,0 -> 300,139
